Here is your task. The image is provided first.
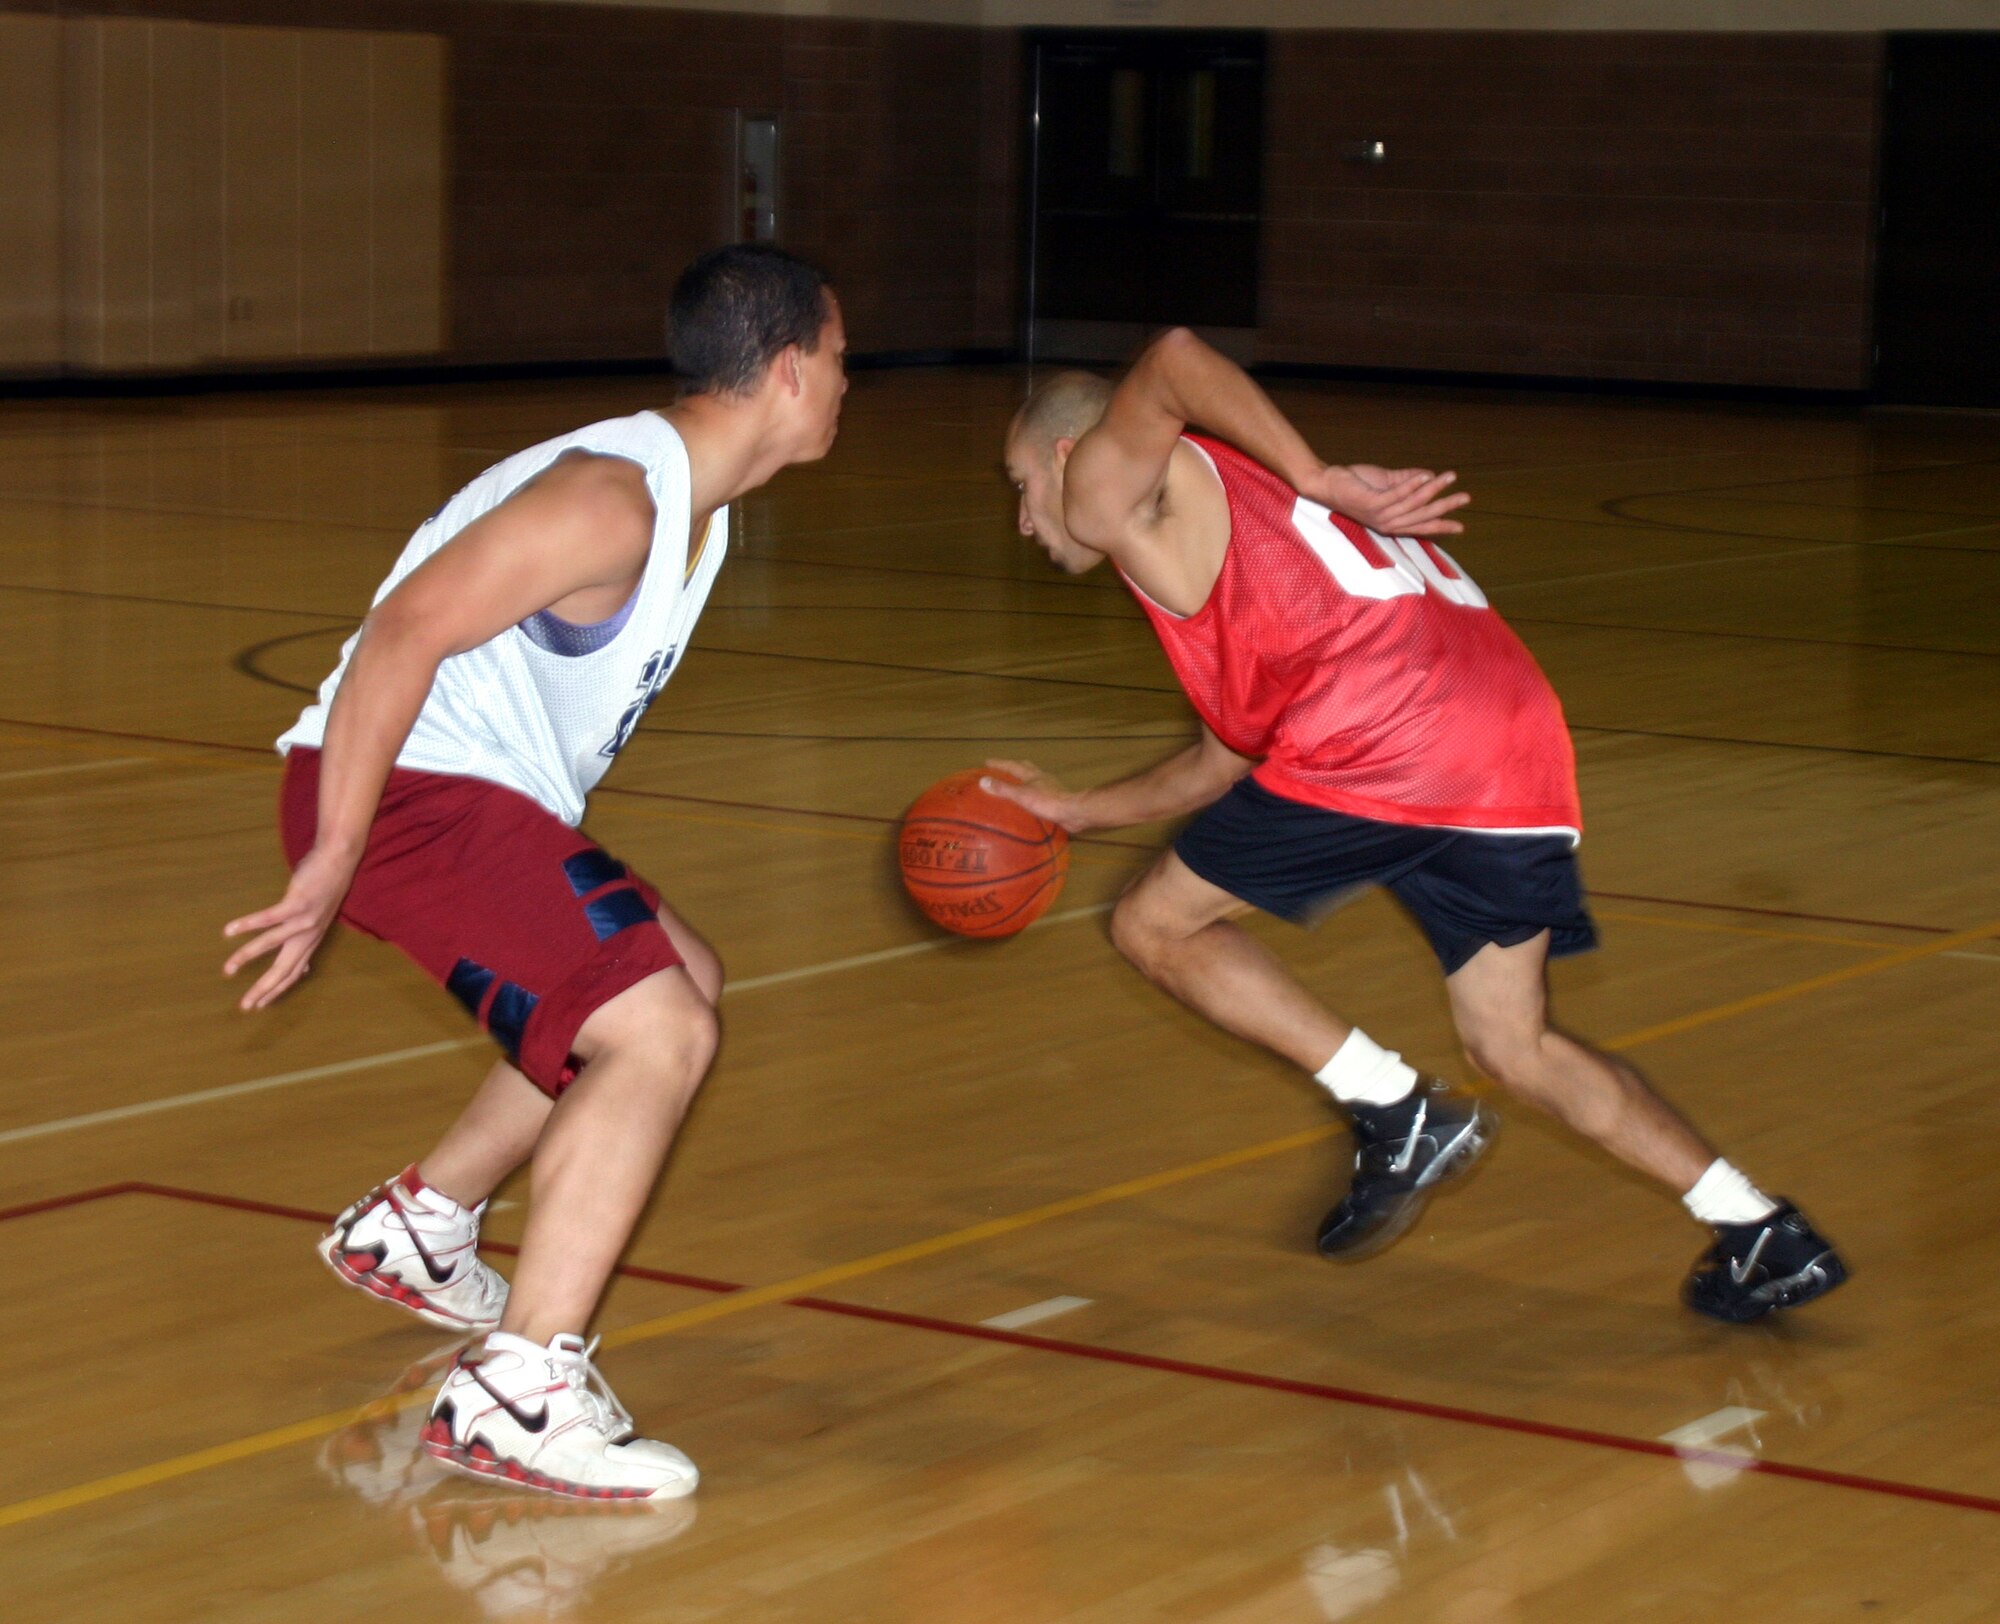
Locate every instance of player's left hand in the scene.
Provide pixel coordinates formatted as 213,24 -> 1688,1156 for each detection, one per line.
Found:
1308,463 -> 1469,537
981,759 -> 1092,833
221,845 -> 353,1010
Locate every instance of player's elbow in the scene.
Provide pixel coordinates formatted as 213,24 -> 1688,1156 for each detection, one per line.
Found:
1136,325 -> 1204,387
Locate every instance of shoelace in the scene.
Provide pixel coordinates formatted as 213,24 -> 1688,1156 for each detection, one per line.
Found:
556,1337 -> 637,1441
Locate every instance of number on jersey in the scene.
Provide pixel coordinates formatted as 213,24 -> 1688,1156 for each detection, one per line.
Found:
1290,497 -> 1489,609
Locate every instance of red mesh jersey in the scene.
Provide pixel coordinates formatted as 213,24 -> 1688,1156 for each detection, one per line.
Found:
1119,435 -> 1582,835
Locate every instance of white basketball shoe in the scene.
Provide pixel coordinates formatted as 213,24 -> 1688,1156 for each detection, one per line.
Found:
422,1332 -> 699,1502
318,1166 -> 509,1333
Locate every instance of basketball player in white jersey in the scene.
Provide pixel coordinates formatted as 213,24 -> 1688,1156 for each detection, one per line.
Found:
223,245 -> 847,1500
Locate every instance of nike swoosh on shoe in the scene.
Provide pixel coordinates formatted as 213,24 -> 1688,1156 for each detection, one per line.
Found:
468,1366 -> 551,1434
387,1189 -> 459,1285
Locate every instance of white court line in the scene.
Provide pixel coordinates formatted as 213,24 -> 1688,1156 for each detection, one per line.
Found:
0,1039 -> 480,1148
1658,1405 -> 1765,1449
0,756 -> 146,785
1942,950 -> 2000,964
0,901 -> 1114,1149
980,1295 -> 1092,1331
722,901 -> 1109,995
1658,1405 -> 1764,1492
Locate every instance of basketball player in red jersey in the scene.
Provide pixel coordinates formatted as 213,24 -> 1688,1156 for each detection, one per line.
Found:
992,330 -> 1845,1322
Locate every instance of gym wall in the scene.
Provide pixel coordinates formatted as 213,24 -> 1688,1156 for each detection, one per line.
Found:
0,0 -> 1968,390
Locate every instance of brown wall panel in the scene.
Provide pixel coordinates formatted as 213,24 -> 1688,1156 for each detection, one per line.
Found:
61,18 -> 208,371
220,26 -> 303,360
1259,30 -> 1881,388
300,30 -> 375,357
0,15 -> 64,370
370,33 -> 447,354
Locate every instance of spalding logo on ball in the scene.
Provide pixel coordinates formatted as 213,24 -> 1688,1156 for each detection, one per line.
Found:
899,769 -> 1069,938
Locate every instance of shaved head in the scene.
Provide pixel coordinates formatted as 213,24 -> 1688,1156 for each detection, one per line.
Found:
1010,369 -> 1113,459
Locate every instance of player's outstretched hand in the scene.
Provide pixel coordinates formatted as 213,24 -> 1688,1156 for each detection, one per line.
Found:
981,759 -> 1092,833
1309,463 -> 1470,538
222,845 -> 354,1010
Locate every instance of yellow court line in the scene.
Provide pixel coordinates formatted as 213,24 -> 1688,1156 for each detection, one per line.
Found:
1610,916 -> 2000,1051
599,1126 -> 1337,1347
4,915 -> 1996,1531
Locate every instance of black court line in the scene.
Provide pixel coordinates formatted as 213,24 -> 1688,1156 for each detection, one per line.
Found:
1569,723 -> 2000,770
12,575 -> 2000,661
226,625 -> 2000,766
0,488 -> 412,534
1510,614 -> 2000,661
0,712 -> 1968,928
0,579 -> 355,621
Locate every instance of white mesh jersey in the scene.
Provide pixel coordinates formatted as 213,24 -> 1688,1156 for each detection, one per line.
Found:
276,411 -> 725,826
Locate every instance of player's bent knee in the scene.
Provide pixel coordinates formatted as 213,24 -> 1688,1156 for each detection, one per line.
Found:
1458,1023 -> 1542,1089
1108,890 -> 1172,971
573,968 -> 720,1080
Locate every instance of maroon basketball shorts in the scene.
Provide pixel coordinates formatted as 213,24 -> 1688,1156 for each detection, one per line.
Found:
280,748 -> 683,1096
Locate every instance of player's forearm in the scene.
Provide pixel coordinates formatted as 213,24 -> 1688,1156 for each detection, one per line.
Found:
1074,739 -> 1245,830
310,614 -> 445,861
1138,328 -> 1324,492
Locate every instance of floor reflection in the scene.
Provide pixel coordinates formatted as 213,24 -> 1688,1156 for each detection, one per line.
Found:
320,1344 -> 696,1619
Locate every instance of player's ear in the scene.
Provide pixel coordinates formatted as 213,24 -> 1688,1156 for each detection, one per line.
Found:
784,347 -> 804,396
1052,436 -> 1076,476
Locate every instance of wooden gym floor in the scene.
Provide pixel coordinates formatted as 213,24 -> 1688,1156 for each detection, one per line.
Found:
1,368 -> 1996,1622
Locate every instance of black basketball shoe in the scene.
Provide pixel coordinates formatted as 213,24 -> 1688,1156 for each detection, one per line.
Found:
1316,1079 -> 1493,1261
1683,1203 -> 1848,1323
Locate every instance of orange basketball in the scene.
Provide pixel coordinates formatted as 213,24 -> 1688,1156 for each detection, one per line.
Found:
899,769 -> 1070,939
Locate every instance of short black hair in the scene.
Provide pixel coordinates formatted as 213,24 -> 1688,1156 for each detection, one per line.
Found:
667,244 -> 832,397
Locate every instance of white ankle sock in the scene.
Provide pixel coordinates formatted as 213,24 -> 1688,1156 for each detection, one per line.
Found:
1313,1029 -> 1419,1107
1683,1158 -> 1778,1226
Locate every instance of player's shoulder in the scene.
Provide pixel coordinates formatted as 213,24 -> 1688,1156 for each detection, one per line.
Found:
496,447 -> 657,569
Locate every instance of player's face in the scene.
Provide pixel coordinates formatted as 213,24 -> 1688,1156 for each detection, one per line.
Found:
1005,432 -> 1105,574
791,294 -> 848,459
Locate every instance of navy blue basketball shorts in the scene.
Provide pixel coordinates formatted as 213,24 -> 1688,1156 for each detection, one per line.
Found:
1173,778 -> 1597,976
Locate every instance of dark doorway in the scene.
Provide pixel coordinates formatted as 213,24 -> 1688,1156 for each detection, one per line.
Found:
1025,30 -> 1265,359
1875,34 -> 2000,405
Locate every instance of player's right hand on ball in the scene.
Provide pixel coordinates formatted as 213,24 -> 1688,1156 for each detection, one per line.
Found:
982,759 -> 1091,833
222,845 -> 353,1010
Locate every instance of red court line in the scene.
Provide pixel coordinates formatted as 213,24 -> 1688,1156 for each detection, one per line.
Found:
124,1181 -> 748,1296
13,1179 -> 1999,1519
795,1299 -> 2000,1520
0,713 -> 1963,931
0,1182 -> 145,1223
